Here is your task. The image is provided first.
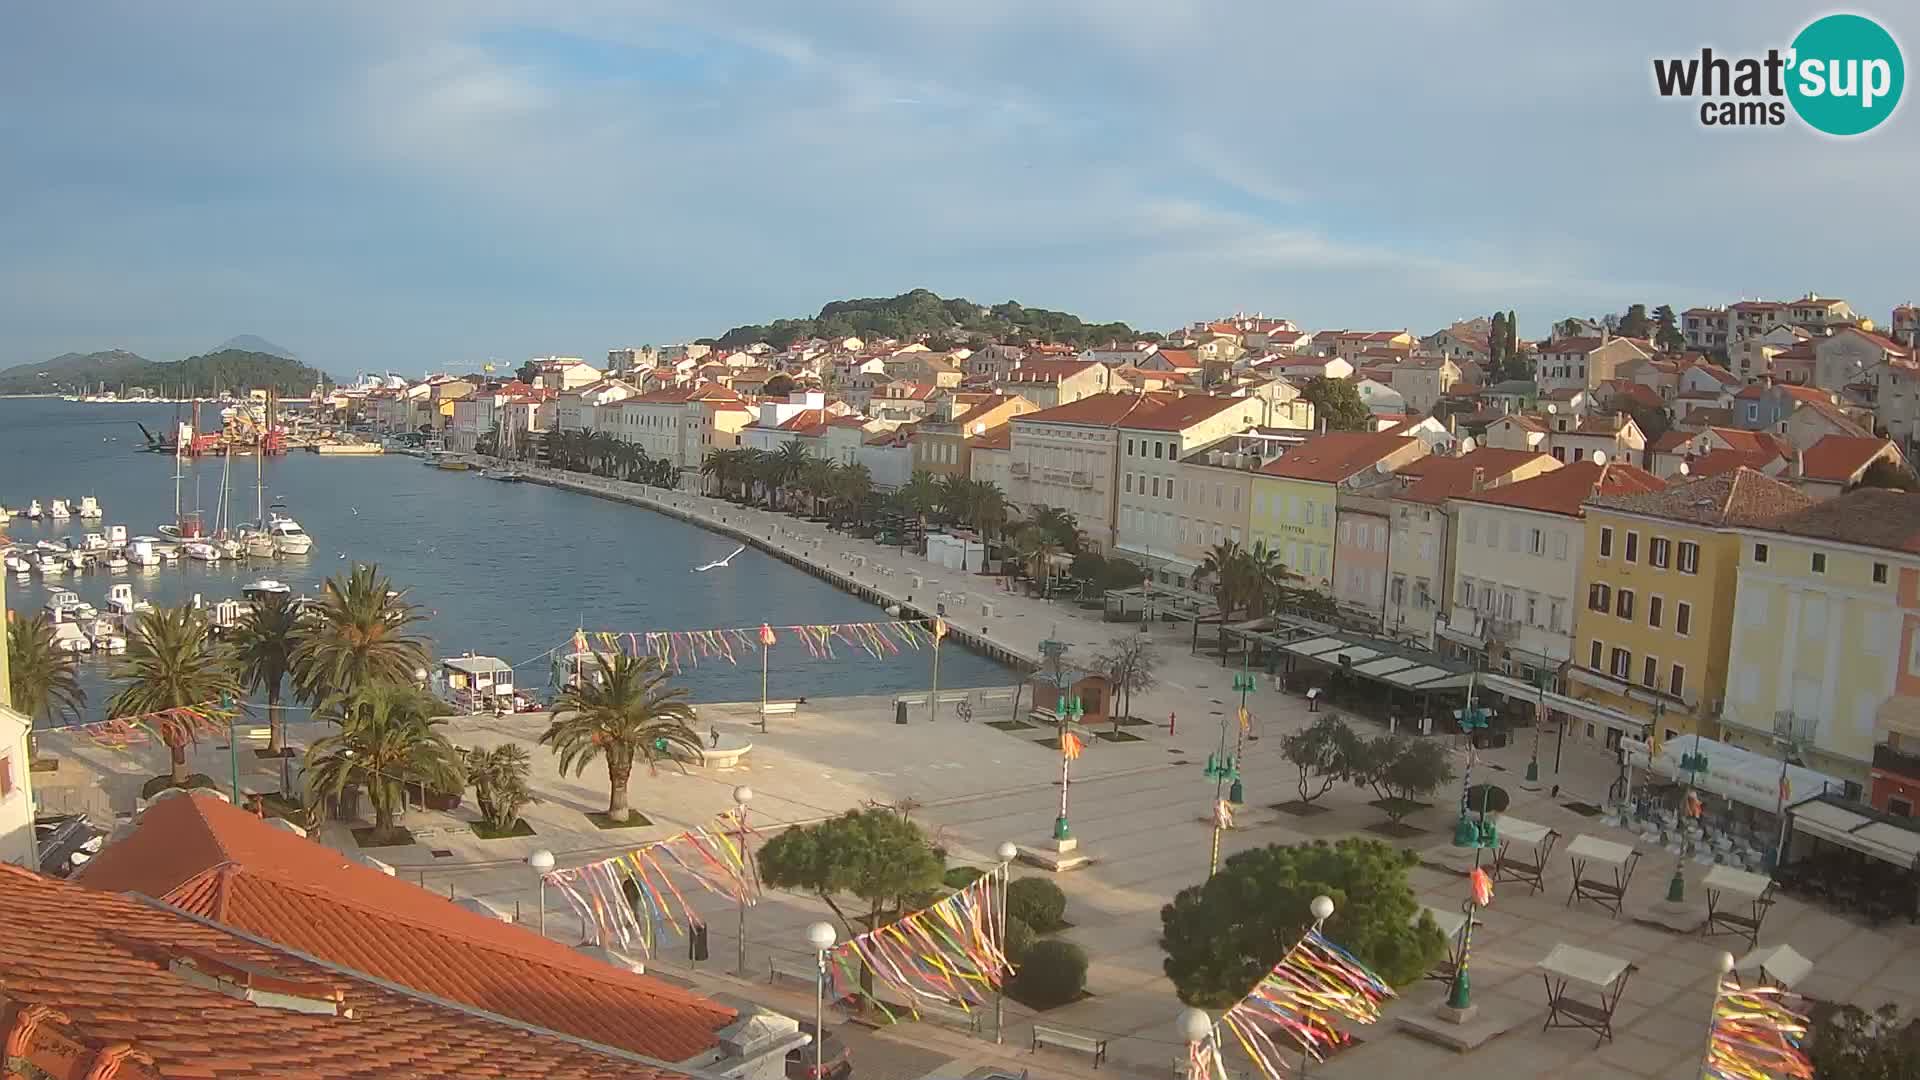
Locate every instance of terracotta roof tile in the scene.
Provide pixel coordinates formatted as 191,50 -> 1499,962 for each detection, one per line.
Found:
1753,489 -> 1920,552
0,864 -> 703,1080
1257,431 -> 1417,483
1454,459 -> 1664,517
1015,391 -> 1173,428
1587,468 -> 1812,526
1119,394 -> 1261,433
73,794 -> 734,1062
1397,449 -> 1557,505
1799,435 -> 1896,482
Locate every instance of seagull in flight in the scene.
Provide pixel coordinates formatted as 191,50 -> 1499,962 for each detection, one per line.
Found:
693,544 -> 747,572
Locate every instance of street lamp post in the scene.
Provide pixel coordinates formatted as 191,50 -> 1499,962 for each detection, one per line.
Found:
805,921 -> 838,1080
1301,895 -> 1336,1078
1769,711 -> 1814,871
528,849 -> 555,937
1526,667 -> 1551,785
930,617 -> 947,719
993,841 -> 1017,1043
1178,1008 -> 1215,1080
1229,665 -> 1256,805
733,786 -> 754,975
1055,695 -> 1084,841
1452,676 -> 1496,858
758,624 -> 776,733
222,692 -> 239,804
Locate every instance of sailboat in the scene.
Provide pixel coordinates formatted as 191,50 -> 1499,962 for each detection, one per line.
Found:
158,453 -> 203,539
212,448 -> 243,559
240,450 -> 277,558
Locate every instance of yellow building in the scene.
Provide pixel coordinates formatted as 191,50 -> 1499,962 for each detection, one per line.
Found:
1249,431 -> 1427,593
1570,469 -> 1812,746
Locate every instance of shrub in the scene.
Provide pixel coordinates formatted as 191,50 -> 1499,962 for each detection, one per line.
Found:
943,866 -> 986,891
1004,916 -> 1037,964
1010,939 -> 1087,1008
1007,877 -> 1068,931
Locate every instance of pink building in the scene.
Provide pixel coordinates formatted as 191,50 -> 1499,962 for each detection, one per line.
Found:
1333,487 -> 1395,626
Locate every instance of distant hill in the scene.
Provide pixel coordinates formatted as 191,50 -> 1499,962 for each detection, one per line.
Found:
703,288 -> 1155,351
215,334 -> 298,360
0,348 -> 331,397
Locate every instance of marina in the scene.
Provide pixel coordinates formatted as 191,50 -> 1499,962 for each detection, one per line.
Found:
0,398 -> 1014,713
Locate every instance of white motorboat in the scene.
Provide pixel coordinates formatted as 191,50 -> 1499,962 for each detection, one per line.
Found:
51,623 -> 91,655
92,631 -> 128,655
77,496 -> 103,519
158,544 -> 180,562
216,537 -> 244,559
44,591 -> 81,619
106,584 -> 154,617
106,552 -> 129,572
72,601 -> 99,622
240,524 -> 278,559
106,524 -> 128,550
4,553 -> 31,575
80,532 -> 109,551
126,538 -> 163,567
36,552 -> 65,575
183,541 -> 221,562
35,540 -> 65,555
268,514 -> 313,555
49,499 -> 72,519
26,499 -> 43,520
242,579 -> 293,604
65,551 -> 89,571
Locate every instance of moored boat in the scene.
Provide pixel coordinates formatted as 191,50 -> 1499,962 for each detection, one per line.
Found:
27,500 -> 43,520
183,541 -> 221,562
77,496 -> 103,519
268,514 -> 313,556
49,499 -> 72,519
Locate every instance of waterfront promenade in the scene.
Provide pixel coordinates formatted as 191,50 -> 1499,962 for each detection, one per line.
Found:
33,470 -> 1920,1080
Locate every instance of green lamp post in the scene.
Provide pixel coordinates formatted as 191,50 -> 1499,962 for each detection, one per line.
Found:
1452,698 -> 1498,853
1669,733 -> 1708,903
1228,666 -> 1257,804
1525,668 -> 1551,784
1054,693 -> 1084,841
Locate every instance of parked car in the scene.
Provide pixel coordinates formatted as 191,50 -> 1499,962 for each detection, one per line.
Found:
786,1020 -> 852,1080
35,814 -> 108,878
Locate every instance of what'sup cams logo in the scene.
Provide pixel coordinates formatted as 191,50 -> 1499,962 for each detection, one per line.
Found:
1653,13 -> 1904,135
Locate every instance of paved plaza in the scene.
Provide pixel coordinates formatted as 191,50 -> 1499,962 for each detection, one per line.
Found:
34,474 -> 1920,1080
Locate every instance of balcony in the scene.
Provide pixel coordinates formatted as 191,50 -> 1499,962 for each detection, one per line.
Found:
1874,742 -> 1920,781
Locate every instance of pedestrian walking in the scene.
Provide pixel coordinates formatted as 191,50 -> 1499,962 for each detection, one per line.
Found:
1168,710 -> 1176,735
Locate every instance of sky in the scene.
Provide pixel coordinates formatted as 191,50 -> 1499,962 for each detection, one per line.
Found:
2,2 -> 1916,377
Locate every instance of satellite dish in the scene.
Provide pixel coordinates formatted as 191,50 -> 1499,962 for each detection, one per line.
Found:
1592,451 -> 1609,466
1678,462 -> 1690,476
1545,403 -> 1557,414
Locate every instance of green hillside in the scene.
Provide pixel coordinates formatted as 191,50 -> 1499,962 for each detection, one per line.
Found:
704,288 -> 1154,350
0,348 -> 330,397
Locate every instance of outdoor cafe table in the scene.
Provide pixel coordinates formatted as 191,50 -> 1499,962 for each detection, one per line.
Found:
1736,943 -> 1812,990
1539,943 -> 1637,1045
1491,816 -> 1559,895
1566,834 -> 1641,917
1702,864 -> 1776,949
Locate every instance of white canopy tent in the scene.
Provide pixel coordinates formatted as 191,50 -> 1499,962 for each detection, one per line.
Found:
1622,734 -> 1844,815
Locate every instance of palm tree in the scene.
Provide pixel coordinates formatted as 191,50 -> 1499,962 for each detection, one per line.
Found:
1244,540 -> 1298,617
834,463 -> 873,528
226,593 -> 306,756
901,469 -> 941,531
108,605 -> 241,788
540,653 -> 700,824
936,472 -> 973,526
291,564 -> 430,708
771,441 -> 812,509
587,431 -> 622,476
1199,540 -> 1247,618
7,611 -> 87,761
800,456 -> 839,517
1014,525 -> 1064,591
304,682 -> 464,845
1029,506 -> 1081,553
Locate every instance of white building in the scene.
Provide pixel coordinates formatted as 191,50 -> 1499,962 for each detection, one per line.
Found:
2,572 -> 39,869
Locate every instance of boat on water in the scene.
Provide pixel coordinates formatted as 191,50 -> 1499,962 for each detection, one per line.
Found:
106,584 -> 154,618
106,552 -> 129,572
26,500 -> 43,520
436,459 -> 473,471
268,514 -> 313,556
240,449 -> 279,557
77,496 -> 102,520
49,498 -> 72,519
79,532 -> 109,552
50,623 -> 91,655
3,551 -> 31,575
183,541 -> 221,562
242,579 -> 292,604
485,468 -> 525,482
64,551 -> 89,571
35,552 -> 65,576
44,591 -> 82,619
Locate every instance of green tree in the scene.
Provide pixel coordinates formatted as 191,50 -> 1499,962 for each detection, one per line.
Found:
1092,634 -> 1158,726
7,612 -> 88,756
1810,1003 -> 1920,1080
291,564 -> 430,709
1488,311 -> 1509,370
1356,736 -> 1455,823
1300,376 -> 1372,431
303,682 -> 464,845
1618,303 -> 1652,338
1652,304 -> 1685,352
900,469 -> 941,530
516,360 -> 541,384
1279,715 -> 1360,806
1010,939 -> 1087,1008
756,807 -> 945,933
225,593 -> 306,755
1199,540 -> 1247,617
1006,876 -> 1068,931
1159,838 -> 1446,1004
1029,506 -> 1080,551
108,605 -> 241,788
461,742 -> 536,832
540,653 -> 701,824
763,373 -> 797,398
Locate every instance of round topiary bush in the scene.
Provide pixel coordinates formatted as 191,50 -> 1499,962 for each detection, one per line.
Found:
944,866 -> 986,891
1004,916 -> 1037,964
1464,784 -> 1510,815
1010,938 -> 1087,1009
1007,876 -> 1067,930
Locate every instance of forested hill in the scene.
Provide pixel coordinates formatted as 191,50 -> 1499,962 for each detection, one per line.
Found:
0,348 -> 331,397
704,289 -> 1154,350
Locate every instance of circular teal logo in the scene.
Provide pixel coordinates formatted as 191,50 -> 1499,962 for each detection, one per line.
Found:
1787,14 -> 1904,136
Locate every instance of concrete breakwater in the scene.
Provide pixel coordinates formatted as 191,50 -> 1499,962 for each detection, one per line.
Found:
517,468 -> 1038,675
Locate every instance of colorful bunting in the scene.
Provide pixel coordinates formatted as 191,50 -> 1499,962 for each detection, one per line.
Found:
1216,929 -> 1395,1076
545,812 -> 762,956
823,869 -> 1012,1022
1703,976 -> 1813,1080
574,619 -> 938,672
74,702 -> 231,750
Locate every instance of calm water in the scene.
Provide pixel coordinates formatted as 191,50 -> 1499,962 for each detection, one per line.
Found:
0,399 -> 1011,716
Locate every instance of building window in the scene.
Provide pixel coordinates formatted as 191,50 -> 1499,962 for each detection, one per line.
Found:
1589,583 -> 1611,611
1550,598 -> 1564,631
1599,527 -> 1613,557
1616,589 -> 1634,620
1650,537 -> 1671,569
1642,656 -> 1658,688
1151,476 -> 1160,497
1625,532 -> 1639,563
1528,527 -> 1544,555
1812,552 -> 1826,574
1124,474 -> 1132,493
1610,647 -> 1632,680
1678,541 -> 1700,574
1875,562 -> 1889,584
1460,579 -> 1475,608
1391,576 -> 1406,605
1649,595 -> 1663,628
1154,443 -> 1163,459
1669,664 -> 1686,698
1676,602 -> 1692,636
1590,639 -> 1604,670
1127,438 -> 1135,456
1755,543 -> 1768,563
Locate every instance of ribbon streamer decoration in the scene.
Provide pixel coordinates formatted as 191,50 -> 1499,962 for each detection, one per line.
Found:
1213,928 -> 1395,1077
821,870 -> 1012,1023
1703,975 -> 1813,1080
543,810 -> 763,956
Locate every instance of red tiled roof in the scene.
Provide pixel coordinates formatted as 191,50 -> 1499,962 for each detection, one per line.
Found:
1015,391 -> 1173,428
1155,348 -> 1202,369
1496,414 -> 1548,433
1800,435 -> 1896,482
1454,459 -> 1664,517
633,384 -> 744,405
1588,468 -> 1812,526
1776,384 -> 1832,405
1648,431 -> 1696,454
1540,336 -> 1606,355
1257,431 -> 1416,483
0,864 -> 701,1080
971,426 -> 1012,450
72,793 -> 735,1062
998,360 -> 1100,383
1831,325 -> 1912,356
1397,449 -> 1557,505
1121,394 -> 1259,433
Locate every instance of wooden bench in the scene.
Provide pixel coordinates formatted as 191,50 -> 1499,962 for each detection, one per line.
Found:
1028,707 -> 1059,725
759,701 -> 800,718
1032,1024 -> 1108,1067
769,955 -> 818,987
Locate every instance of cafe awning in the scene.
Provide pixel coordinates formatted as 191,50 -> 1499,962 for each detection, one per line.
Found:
1627,734 -> 1845,815
1787,795 -> 1920,870
1280,633 -> 1473,691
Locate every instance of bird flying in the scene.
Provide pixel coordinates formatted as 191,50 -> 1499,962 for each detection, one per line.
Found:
692,544 -> 747,572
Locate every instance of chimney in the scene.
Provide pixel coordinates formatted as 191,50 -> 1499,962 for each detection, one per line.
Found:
1792,448 -> 1805,479
1470,467 -> 1486,492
